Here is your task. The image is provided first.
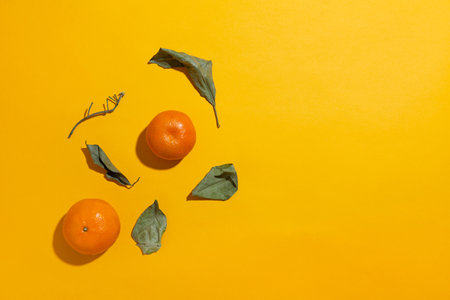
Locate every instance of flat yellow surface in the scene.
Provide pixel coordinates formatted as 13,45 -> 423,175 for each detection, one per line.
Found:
1,1 -> 449,299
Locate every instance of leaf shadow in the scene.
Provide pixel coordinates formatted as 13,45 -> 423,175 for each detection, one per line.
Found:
186,191 -> 215,201
81,148 -> 132,188
81,148 -> 105,173
135,128 -> 181,170
52,215 -> 103,265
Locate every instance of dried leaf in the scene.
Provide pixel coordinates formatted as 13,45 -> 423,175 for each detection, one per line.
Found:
85,142 -> 139,187
132,200 -> 167,255
149,48 -> 220,128
191,164 -> 238,200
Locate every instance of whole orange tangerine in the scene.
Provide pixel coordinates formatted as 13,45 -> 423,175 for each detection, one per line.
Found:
62,199 -> 120,255
146,110 -> 196,160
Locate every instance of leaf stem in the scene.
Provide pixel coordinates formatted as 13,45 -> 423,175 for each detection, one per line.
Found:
128,177 -> 141,188
67,92 -> 125,139
213,105 -> 220,128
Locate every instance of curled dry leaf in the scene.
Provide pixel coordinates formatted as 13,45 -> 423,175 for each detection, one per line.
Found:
191,164 -> 238,200
85,142 -> 140,187
149,48 -> 220,128
132,200 -> 167,255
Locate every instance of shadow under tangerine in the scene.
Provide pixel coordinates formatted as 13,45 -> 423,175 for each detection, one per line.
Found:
135,128 -> 181,170
52,215 -> 103,265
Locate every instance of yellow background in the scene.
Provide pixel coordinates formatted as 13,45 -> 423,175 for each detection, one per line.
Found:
1,0 -> 449,299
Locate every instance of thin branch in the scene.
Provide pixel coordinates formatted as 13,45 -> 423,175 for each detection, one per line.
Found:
67,92 -> 125,139
87,102 -> 93,116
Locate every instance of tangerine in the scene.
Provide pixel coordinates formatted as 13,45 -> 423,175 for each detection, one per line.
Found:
146,110 -> 196,160
62,199 -> 120,255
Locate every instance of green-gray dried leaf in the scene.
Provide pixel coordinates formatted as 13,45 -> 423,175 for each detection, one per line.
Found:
148,48 -> 220,128
85,142 -> 139,187
191,164 -> 238,200
132,200 -> 167,255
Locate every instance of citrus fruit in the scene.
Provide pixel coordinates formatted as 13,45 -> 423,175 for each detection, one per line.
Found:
62,199 -> 120,255
146,110 -> 196,160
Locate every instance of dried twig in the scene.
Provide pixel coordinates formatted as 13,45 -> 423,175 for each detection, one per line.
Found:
67,92 -> 125,139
